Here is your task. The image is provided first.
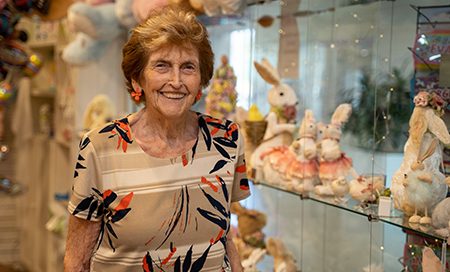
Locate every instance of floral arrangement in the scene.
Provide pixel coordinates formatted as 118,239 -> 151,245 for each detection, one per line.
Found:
413,91 -> 446,117
205,55 -> 238,120
270,105 -> 297,123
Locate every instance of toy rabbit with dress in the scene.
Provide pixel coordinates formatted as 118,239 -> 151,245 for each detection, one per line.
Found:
403,138 -> 445,224
392,92 -> 450,216
316,103 -> 358,195
266,237 -> 298,272
250,58 -> 298,181
260,143 -> 297,188
289,109 -> 319,193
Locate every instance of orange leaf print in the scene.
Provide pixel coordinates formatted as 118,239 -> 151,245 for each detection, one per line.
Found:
201,177 -> 218,192
115,192 -> 133,212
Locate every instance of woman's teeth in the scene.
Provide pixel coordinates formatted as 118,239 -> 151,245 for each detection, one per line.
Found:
162,93 -> 185,99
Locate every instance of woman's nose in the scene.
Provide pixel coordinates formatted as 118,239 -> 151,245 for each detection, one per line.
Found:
168,68 -> 182,89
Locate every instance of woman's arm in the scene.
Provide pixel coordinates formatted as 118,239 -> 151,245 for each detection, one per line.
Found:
64,215 -> 102,272
226,236 -> 243,272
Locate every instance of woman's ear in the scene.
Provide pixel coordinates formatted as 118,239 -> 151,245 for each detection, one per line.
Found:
131,79 -> 142,91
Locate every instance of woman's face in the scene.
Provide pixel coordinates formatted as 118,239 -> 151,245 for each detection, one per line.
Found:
135,45 -> 201,119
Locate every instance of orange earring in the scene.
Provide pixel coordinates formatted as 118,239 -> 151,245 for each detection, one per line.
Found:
131,88 -> 142,101
195,90 -> 202,102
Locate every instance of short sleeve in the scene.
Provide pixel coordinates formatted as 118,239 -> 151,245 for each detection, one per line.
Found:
231,127 -> 251,202
67,134 -> 104,221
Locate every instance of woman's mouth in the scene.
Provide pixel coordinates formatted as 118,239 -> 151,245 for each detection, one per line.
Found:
161,92 -> 186,99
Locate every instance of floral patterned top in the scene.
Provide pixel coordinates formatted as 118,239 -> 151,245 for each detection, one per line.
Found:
68,112 -> 250,272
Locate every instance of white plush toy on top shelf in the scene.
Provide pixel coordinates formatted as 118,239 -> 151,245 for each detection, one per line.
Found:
250,58 -> 298,181
403,138 -> 447,224
391,92 -> 450,216
316,103 -> 358,195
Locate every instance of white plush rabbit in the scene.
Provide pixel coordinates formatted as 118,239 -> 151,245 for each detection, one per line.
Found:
241,248 -> 267,272
316,103 -> 358,195
289,109 -> 319,192
403,138 -> 443,224
391,92 -> 450,215
250,58 -> 298,181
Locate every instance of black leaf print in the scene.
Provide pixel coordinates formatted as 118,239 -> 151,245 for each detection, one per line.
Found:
72,196 -> 94,216
213,137 -> 237,148
96,203 -> 104,219
77,154 -> 85,161
191,138 -> 198,164
87,200 -> 98,220
157,188 -> 184,250
92,188 -> 102,196
216,176 -> 229,203
198,186 -> 227,218
174,256 -> 181,272
106,222 -> 118,239
96,222 -> 104,251
199,117 -> 211,151
213,142 -> 230,160
184,186 -> 189,233
191,244 -> 212,272
183,245 -> 193,272
196,208 -> 227,229
104,192 -> 117,208
106,231 -> 115,252
75,162 -> 86,170
79,137 -> 91,150
115,125 -> 132,143
231,129 -> 238,141
111,208 -> 131,223
74,171 -> 78,178
98,123 -> 116,134
209,160 -> 229,174
108,135 -> 115,139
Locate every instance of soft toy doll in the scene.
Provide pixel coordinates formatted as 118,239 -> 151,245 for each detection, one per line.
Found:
316,103 -> 358,195
266,237 -> 298,272
81,94 -> 115,134
231,202 -> 267,261
391,92 -> 450,215
62,0 -> 129,65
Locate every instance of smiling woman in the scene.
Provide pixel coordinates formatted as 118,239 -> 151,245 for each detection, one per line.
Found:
63,4 -> 250,272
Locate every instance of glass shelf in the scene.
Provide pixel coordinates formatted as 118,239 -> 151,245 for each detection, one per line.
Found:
252,179 -> 449,242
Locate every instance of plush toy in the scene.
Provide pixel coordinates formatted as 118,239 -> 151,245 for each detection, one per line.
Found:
266,237 -> 298,272
231,202 -> 267,261
82,94 -> 115,133
316,103 -> 358,195
241,247 -> 266,272
403,138 -> 447,224
431,197 -> 450,237
391,92 -> 450,215
260,144 -> 296,188
349,174 -> 383,208
249,58 -> 297,181
62,0 -> 134,66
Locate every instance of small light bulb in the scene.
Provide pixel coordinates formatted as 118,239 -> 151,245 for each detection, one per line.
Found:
380,246 -> 384,251
370,25 -> 374,29
284,68 -> 289,73
382,136 -> 386,139
383,116 -> 387,120
355,39 -> 359,43
314,45 -> 318,50
354,14 -> 358,18
291,62 -> 296,67
335,24 -> 339,27
304,60 -> 308,64
330,44 -> 335,48
385,58 -> 388,62
390,88 -> 394,91
380,34 -> 384,38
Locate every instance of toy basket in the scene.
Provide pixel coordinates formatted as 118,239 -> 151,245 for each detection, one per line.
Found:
244,120 -> 267,145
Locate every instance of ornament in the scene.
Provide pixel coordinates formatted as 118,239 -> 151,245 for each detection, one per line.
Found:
22,53 -> 44,77
0,41 -> 28,70
0,177 -> 26,196
0,81 -> 15,109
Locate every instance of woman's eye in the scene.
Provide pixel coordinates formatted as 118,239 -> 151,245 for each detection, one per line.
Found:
182,65 -> 196,75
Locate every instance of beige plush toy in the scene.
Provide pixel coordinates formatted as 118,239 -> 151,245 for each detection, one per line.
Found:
422,247 -> 445,272
231,202 -> 267,260
82,94 -> 115,133
266,237 -> 298,272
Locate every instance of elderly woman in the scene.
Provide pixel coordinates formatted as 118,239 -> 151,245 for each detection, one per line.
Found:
64,5 -> 250,272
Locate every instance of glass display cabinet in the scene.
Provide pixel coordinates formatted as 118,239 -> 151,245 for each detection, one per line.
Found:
201,0 -> 450,271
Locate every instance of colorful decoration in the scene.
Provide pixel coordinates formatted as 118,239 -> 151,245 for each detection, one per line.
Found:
413,31 -> 450,70
0,81 -> 15,109
22,53 -> 44,77
0,40 -> 28,70
414,77 -> 450,112
205,55 -> 238,120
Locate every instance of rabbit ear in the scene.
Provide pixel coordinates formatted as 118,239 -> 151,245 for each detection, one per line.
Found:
423,247 -> 443,272
254,59 -> 280,85
425,109 -> 450,145
420,138 -> 438,162
409,107 -> 427,146
331,103 -> 352,124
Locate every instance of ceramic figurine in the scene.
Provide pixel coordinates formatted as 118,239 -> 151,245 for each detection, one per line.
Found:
249,58 -> 298,182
